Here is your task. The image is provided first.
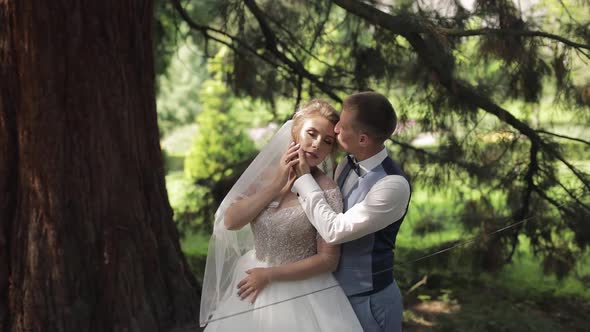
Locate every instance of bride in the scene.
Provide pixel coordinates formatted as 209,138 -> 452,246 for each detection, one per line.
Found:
200,100 -> 362,331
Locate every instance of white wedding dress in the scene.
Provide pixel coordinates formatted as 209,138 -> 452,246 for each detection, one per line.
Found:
203,188 -> 362,332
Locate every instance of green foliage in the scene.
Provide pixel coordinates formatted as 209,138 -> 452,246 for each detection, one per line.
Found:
162,45 -> 293,235
183,45 -> 265,182
154,0 -> 225,79
166,172 -> 211,233
154,0 -> 179,79
170,106 -> 256,234
157,3 -> 590,318
184,109 -> 256,182
162,149 -> 185,173
180,231 -> 211,285
161,124 -> 199,158
157,42 -> 207,137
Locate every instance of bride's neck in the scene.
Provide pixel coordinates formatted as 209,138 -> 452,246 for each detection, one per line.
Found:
310,166 -> 322,177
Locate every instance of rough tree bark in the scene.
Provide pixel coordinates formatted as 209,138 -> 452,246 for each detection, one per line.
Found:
0,1 -> 200,331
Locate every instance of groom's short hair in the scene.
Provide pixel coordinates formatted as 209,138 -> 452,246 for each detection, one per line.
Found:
343,91 -> 397,143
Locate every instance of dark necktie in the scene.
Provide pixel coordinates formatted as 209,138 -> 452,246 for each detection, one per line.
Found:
347,155 -> 360,176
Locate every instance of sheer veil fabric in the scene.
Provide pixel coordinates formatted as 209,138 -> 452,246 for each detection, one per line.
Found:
199,120 -> 295,326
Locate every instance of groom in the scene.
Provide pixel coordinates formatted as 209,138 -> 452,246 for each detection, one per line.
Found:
292,91 -> 411,332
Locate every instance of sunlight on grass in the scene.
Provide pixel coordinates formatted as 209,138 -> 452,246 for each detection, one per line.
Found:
492,236 -> 590,299
399,187 -> 471,250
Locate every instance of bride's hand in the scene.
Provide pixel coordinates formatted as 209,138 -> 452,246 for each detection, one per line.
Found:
273,142 -> 300,194
237,268 -> 272,304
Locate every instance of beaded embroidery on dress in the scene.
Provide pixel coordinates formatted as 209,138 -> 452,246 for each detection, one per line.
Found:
204,188 -> 362,332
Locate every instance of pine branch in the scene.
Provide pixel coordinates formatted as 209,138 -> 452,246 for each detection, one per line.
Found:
389,138 -> 483,172
256,3 -> 353,76
171,0 -> 290,73
243,0 -> 342,102
532,186 -> 573,216
537,129 -> 590,146
506,141 -> 539,262
540,168 -> 590,212
442,28 -> 590,57
332,0 -> 590,192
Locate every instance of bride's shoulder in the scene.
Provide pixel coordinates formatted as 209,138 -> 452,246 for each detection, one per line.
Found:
312,170 -> 338,192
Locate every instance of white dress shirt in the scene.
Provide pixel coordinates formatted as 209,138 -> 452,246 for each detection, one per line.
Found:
292,148 -> 411,244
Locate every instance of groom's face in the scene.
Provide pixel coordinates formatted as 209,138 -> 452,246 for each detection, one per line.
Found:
334,109 -> 360,154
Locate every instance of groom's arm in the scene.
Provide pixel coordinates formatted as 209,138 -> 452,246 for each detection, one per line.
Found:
292,174 -> 410,244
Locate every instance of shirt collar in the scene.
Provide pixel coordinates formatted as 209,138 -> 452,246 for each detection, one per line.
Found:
352,148 -> 388,175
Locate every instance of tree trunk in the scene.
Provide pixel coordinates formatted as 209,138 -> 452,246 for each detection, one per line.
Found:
0,1 -> 200,331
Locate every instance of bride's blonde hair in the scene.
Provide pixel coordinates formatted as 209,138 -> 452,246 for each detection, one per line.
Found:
291,99 -> 339,150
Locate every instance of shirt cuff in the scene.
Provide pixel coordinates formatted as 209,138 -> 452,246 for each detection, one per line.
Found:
292,174 -> 322,197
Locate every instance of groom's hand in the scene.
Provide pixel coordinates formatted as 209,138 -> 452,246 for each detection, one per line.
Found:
295,148 -> 310,177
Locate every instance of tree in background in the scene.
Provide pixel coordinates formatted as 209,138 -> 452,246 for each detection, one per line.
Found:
157,41 -> 207,137
179,47 -> 257,232
169,0 -> 590,272
0,1 -> 199,331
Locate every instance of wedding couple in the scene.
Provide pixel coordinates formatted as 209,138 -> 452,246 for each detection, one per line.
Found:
200,92 -> 411,332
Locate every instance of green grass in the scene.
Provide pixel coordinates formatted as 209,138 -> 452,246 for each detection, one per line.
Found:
180,231 -> 210,257
180,231 -> 211,285
401,234 -> 590,331
395,180 -> 589,331
398,185 -> 506,251
403,250 -> 590,332
399,182 -> 590,292
492,237 -> 590,299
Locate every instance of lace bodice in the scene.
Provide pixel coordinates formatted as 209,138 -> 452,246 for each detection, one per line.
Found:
250,188 -> 343,265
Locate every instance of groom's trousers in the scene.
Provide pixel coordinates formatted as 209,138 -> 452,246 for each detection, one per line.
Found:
347,280 -> 403,332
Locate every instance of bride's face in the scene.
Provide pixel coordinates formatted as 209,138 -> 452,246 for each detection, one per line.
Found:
294,115 -> 336,167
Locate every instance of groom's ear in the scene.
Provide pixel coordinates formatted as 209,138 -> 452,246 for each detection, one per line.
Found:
358,133 -> 370,147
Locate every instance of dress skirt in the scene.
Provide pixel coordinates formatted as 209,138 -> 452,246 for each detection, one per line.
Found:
204,250 -> 362,332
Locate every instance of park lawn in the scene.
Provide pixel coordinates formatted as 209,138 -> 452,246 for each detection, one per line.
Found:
402,252 -> 589,332
398,185 -> 590,331
180,231 -> 210,286
403,277 -> 589,332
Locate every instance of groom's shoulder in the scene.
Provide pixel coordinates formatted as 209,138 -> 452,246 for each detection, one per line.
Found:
380,157 -> 411,182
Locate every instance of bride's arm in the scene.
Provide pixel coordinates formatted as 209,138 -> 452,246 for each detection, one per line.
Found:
237,238 -> 340,303
224,184 -> 281,230
238,178 -> 343,303
267,237 -> 340,278
224,143 -> 300,230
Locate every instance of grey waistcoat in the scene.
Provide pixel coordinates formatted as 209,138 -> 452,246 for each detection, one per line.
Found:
334,156 -> 410,296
